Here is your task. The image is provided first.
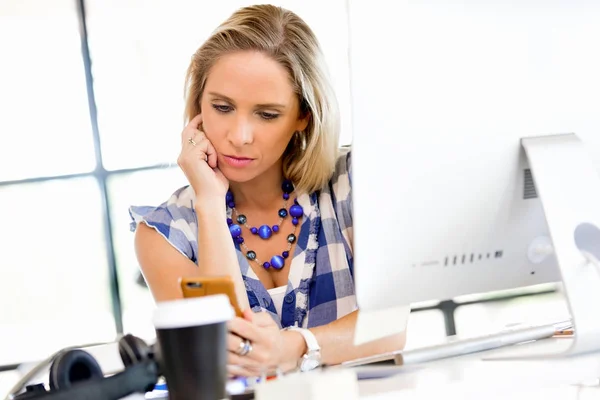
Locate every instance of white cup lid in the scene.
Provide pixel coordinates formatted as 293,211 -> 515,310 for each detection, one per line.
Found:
153,294 -> 234,329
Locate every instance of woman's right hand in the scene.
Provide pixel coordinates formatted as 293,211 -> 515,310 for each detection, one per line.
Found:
178,114 -> 229,207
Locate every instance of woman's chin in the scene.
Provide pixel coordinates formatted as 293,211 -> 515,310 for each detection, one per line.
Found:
220,166 -> 259,184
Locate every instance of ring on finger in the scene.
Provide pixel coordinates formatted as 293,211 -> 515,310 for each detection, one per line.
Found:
188,137 -> 197,146
237,339 -> 253,357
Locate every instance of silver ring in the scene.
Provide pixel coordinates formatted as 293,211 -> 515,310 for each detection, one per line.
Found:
237,339 -> 252,356
188,137 -> 197,146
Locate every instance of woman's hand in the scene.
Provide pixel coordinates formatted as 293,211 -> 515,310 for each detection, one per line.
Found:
177,114 -> 229,205
226,310 -> 305,377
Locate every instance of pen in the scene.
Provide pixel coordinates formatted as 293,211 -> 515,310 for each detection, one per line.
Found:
553,328 -> 574,337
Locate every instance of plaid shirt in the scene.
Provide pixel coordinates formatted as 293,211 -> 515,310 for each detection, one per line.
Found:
130,147 -> 356,329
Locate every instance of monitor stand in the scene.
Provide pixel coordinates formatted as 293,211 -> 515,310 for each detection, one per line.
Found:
492,133 -> 600,359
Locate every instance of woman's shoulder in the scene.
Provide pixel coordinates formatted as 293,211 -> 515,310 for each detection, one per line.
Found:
129,185 -> 196,226
328,145 -> 352,199
313,146 -> 353,240
129,185 -> 198,260
334,145 -> 351,175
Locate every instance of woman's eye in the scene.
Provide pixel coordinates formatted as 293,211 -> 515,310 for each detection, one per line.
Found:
212,104 -> 232,113
260,112 -> 279,120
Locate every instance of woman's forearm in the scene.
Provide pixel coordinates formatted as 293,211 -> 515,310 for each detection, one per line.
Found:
281,310 -> 406,367
312,310 -> 406,365
195,203 -> 250,311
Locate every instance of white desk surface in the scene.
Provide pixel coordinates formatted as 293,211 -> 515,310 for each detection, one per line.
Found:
4,337 -> 600,399
357,337 -> 600,399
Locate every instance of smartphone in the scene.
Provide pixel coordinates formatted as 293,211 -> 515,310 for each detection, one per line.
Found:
180,276 -> 242,317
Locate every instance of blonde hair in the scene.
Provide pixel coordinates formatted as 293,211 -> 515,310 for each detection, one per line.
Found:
184,4 -> 340,194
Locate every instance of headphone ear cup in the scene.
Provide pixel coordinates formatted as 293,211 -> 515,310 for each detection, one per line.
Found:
49,349 -> 103,391
119,334 -> 150,367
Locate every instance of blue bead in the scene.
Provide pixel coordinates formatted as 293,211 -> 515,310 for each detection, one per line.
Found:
228,201 -> 235,208
227,218 -> 233,226
226,191 -> 234,203
272,225 -> 279,233
263,262 -> 271,269
292,217 -> 299,226
282,251 -> 289,258
236,236 -> 244,244
229,224 -> 242,238
278,208 -> 288,218
258,225 -> 272,239
250,227 -> 258,235
271,255 -> 285,270
283,193 -> 290,200
289,204 -> 303,218
282,180 -> 294,194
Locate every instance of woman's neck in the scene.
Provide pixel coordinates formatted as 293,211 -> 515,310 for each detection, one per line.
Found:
229,166 -> 285,210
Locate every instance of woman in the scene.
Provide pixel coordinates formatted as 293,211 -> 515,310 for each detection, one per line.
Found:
130,4 -> 405,376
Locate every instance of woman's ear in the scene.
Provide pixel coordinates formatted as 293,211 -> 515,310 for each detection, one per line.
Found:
296,111 -> 310,133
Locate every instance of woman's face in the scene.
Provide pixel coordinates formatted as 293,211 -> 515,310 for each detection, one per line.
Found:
200,50 -> 309,183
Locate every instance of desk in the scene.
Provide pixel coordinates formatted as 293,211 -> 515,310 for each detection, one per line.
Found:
357,337 -> 600,399
4,337 -> 600,399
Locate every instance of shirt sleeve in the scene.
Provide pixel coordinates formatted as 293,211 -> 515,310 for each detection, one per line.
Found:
129,186 -> 198,263
332,147 -> 353,250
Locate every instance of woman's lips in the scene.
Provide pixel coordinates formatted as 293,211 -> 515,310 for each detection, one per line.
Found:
222,155 -> 254,168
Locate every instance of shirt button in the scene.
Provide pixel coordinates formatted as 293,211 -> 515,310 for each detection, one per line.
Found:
284,294 -> 295,304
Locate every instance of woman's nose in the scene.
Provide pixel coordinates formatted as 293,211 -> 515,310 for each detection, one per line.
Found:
227,117 -> 253,146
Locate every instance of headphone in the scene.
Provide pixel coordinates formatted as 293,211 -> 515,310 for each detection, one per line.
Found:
7,334 -> 162,400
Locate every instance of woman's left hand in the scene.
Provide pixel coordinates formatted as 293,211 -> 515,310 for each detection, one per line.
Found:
227,310 -> 300,377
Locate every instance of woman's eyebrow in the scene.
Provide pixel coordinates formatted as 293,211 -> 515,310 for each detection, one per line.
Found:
256,102 -> 287,109
207,91 -> 235,103
208,91 -> 286,109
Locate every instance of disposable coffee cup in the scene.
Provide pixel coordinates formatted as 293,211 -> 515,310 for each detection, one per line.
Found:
153,294 -> 234,400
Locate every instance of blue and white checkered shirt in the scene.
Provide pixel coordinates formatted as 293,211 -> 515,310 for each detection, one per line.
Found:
129,147 -> 356,329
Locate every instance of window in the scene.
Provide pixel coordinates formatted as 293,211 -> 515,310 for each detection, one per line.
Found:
107,167 -> 188,340
0,178 -> 114,365
0,0 -> 96,181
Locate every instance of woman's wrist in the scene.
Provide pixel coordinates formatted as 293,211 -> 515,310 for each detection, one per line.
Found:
279,330 -> 308,372
194,200 -> 226,220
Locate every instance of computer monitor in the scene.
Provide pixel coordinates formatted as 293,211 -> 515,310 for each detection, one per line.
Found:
348,0 -> 600,354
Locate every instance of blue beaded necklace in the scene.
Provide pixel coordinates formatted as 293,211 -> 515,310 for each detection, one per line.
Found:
227,179 -> 304,270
